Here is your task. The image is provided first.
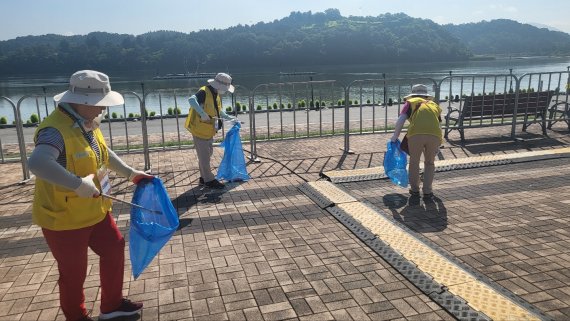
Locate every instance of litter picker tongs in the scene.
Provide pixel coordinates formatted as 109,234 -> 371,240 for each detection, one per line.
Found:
101,193 -> 162,215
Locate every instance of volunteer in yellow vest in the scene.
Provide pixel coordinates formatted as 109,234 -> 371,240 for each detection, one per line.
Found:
27,70 -> 152,321
185,72 -> 238,189
391,84 -> 443,198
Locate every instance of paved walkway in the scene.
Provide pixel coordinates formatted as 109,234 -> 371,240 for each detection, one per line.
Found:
0,123 -> 569,321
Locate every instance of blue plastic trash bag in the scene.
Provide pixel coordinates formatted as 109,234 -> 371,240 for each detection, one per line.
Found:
216,122 -> 250,182
129,177 -> 179,279
383,139 -> 409,187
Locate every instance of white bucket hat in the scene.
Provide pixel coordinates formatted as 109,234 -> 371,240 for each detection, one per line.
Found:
208,72 -> 235,93
53,70 -> 124,106
404,84 -> 433,99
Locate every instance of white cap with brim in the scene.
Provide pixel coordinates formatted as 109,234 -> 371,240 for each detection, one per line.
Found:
53,70 -> 124,106
208,72 -> 235,93
403,84 -> 433,99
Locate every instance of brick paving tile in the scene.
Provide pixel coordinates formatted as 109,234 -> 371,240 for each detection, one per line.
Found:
1,125 -> 568,320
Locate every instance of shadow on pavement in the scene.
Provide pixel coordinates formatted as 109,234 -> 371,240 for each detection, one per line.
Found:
383,193 -> 448,233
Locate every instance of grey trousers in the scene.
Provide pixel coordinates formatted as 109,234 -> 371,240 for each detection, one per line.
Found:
408,134 -> 440,194
192,135 -> 215,182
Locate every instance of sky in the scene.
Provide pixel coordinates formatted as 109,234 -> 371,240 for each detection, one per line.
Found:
1,0 -> 569,41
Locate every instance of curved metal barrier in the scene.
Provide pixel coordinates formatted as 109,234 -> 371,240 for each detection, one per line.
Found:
250,80 -> 346,160
345,77 -> 439,153
3,69 -> 569,181
517,70 -> 570,135
14,94 -> 59,180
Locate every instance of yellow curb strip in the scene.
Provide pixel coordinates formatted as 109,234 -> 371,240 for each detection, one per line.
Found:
322,147 -> 570,179
336,202 -> 540,321
306,181 -> 357,204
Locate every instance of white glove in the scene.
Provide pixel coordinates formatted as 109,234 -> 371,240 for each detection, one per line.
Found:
390,134 -> 398,143
74,174 -> 100,198
200,114 -> 211,122
231,118 -> 244,124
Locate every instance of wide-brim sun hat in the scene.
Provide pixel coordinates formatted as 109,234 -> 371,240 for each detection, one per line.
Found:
53,70 -> 124,106
208,72 -> 235,93
403,84 -> 433,99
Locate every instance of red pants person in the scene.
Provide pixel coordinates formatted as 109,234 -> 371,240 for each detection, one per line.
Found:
42,213 -> 124,321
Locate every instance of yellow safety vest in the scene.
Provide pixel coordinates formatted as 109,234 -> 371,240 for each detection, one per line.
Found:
32,108 -> 112,231
184,86 -> 222,139
406,97 -> 443,143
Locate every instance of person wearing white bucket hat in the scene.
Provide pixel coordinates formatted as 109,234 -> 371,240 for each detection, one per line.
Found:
390,84 -> 443,199
185,72 -> 239,189
27,70 -> 151,321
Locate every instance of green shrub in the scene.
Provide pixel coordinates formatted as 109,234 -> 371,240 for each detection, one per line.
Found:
337,100 -> 342,106
30,113 -> 39,123
112,112 -> 118,119
287,103 -> 292,109
388,98 -> 393,106
354,99 -> 359,105
454,95 -> 460,102
280,103 -> 285,109
256,105 -> 262,111
315,101 -> 320,108
273,102 -> 278,109
226,106 -> 232,112
167,107 -> 173,115
128,113 -> 134,118
0,116 -> 7,125
150,111 -> 156,117
367,99 -> 371,104
309,100 -> 314,108
321,101 -> 326,107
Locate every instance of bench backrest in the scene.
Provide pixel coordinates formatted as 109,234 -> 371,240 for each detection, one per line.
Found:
461,91 -> 554,118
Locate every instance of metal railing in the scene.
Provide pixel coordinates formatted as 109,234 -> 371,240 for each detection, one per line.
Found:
2,70 -> 569,182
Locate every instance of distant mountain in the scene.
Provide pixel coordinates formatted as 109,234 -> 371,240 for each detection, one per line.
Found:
444,19 -> 570,55
527,22 -> 564,33
0,10 -> 471,74
0,11 -> 568,75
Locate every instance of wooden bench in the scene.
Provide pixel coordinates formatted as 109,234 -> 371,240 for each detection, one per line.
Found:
444,90 -> 555,142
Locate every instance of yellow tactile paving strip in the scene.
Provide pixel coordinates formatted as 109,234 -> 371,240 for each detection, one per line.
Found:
322,147 -> 570,180
336,202 -> 542,321
320,167 -> 384,178
305,181 -> 357,204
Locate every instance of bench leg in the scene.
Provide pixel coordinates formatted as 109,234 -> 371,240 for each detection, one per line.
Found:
541,113 -> 547,135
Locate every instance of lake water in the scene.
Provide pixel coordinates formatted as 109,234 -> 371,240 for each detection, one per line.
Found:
1,56 -> 569,123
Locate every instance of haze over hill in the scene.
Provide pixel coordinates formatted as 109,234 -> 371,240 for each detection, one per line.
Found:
0,10 -> 569,75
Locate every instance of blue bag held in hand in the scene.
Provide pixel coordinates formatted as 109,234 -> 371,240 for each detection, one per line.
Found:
216,122 -> 250,182
383,139 -> 409,187
129,177 -> 179,279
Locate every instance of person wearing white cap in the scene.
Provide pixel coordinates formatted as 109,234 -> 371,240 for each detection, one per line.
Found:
27,70 -> 151,321
390,84 -> 443,199
185,72 -> 239,189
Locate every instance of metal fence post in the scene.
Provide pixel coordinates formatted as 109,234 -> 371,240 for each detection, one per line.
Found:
15,96 -> 32,181
134,89 -> 151,171
510,75 -> 521,139
248,96 -> 259,162
343,87 -> 352,154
